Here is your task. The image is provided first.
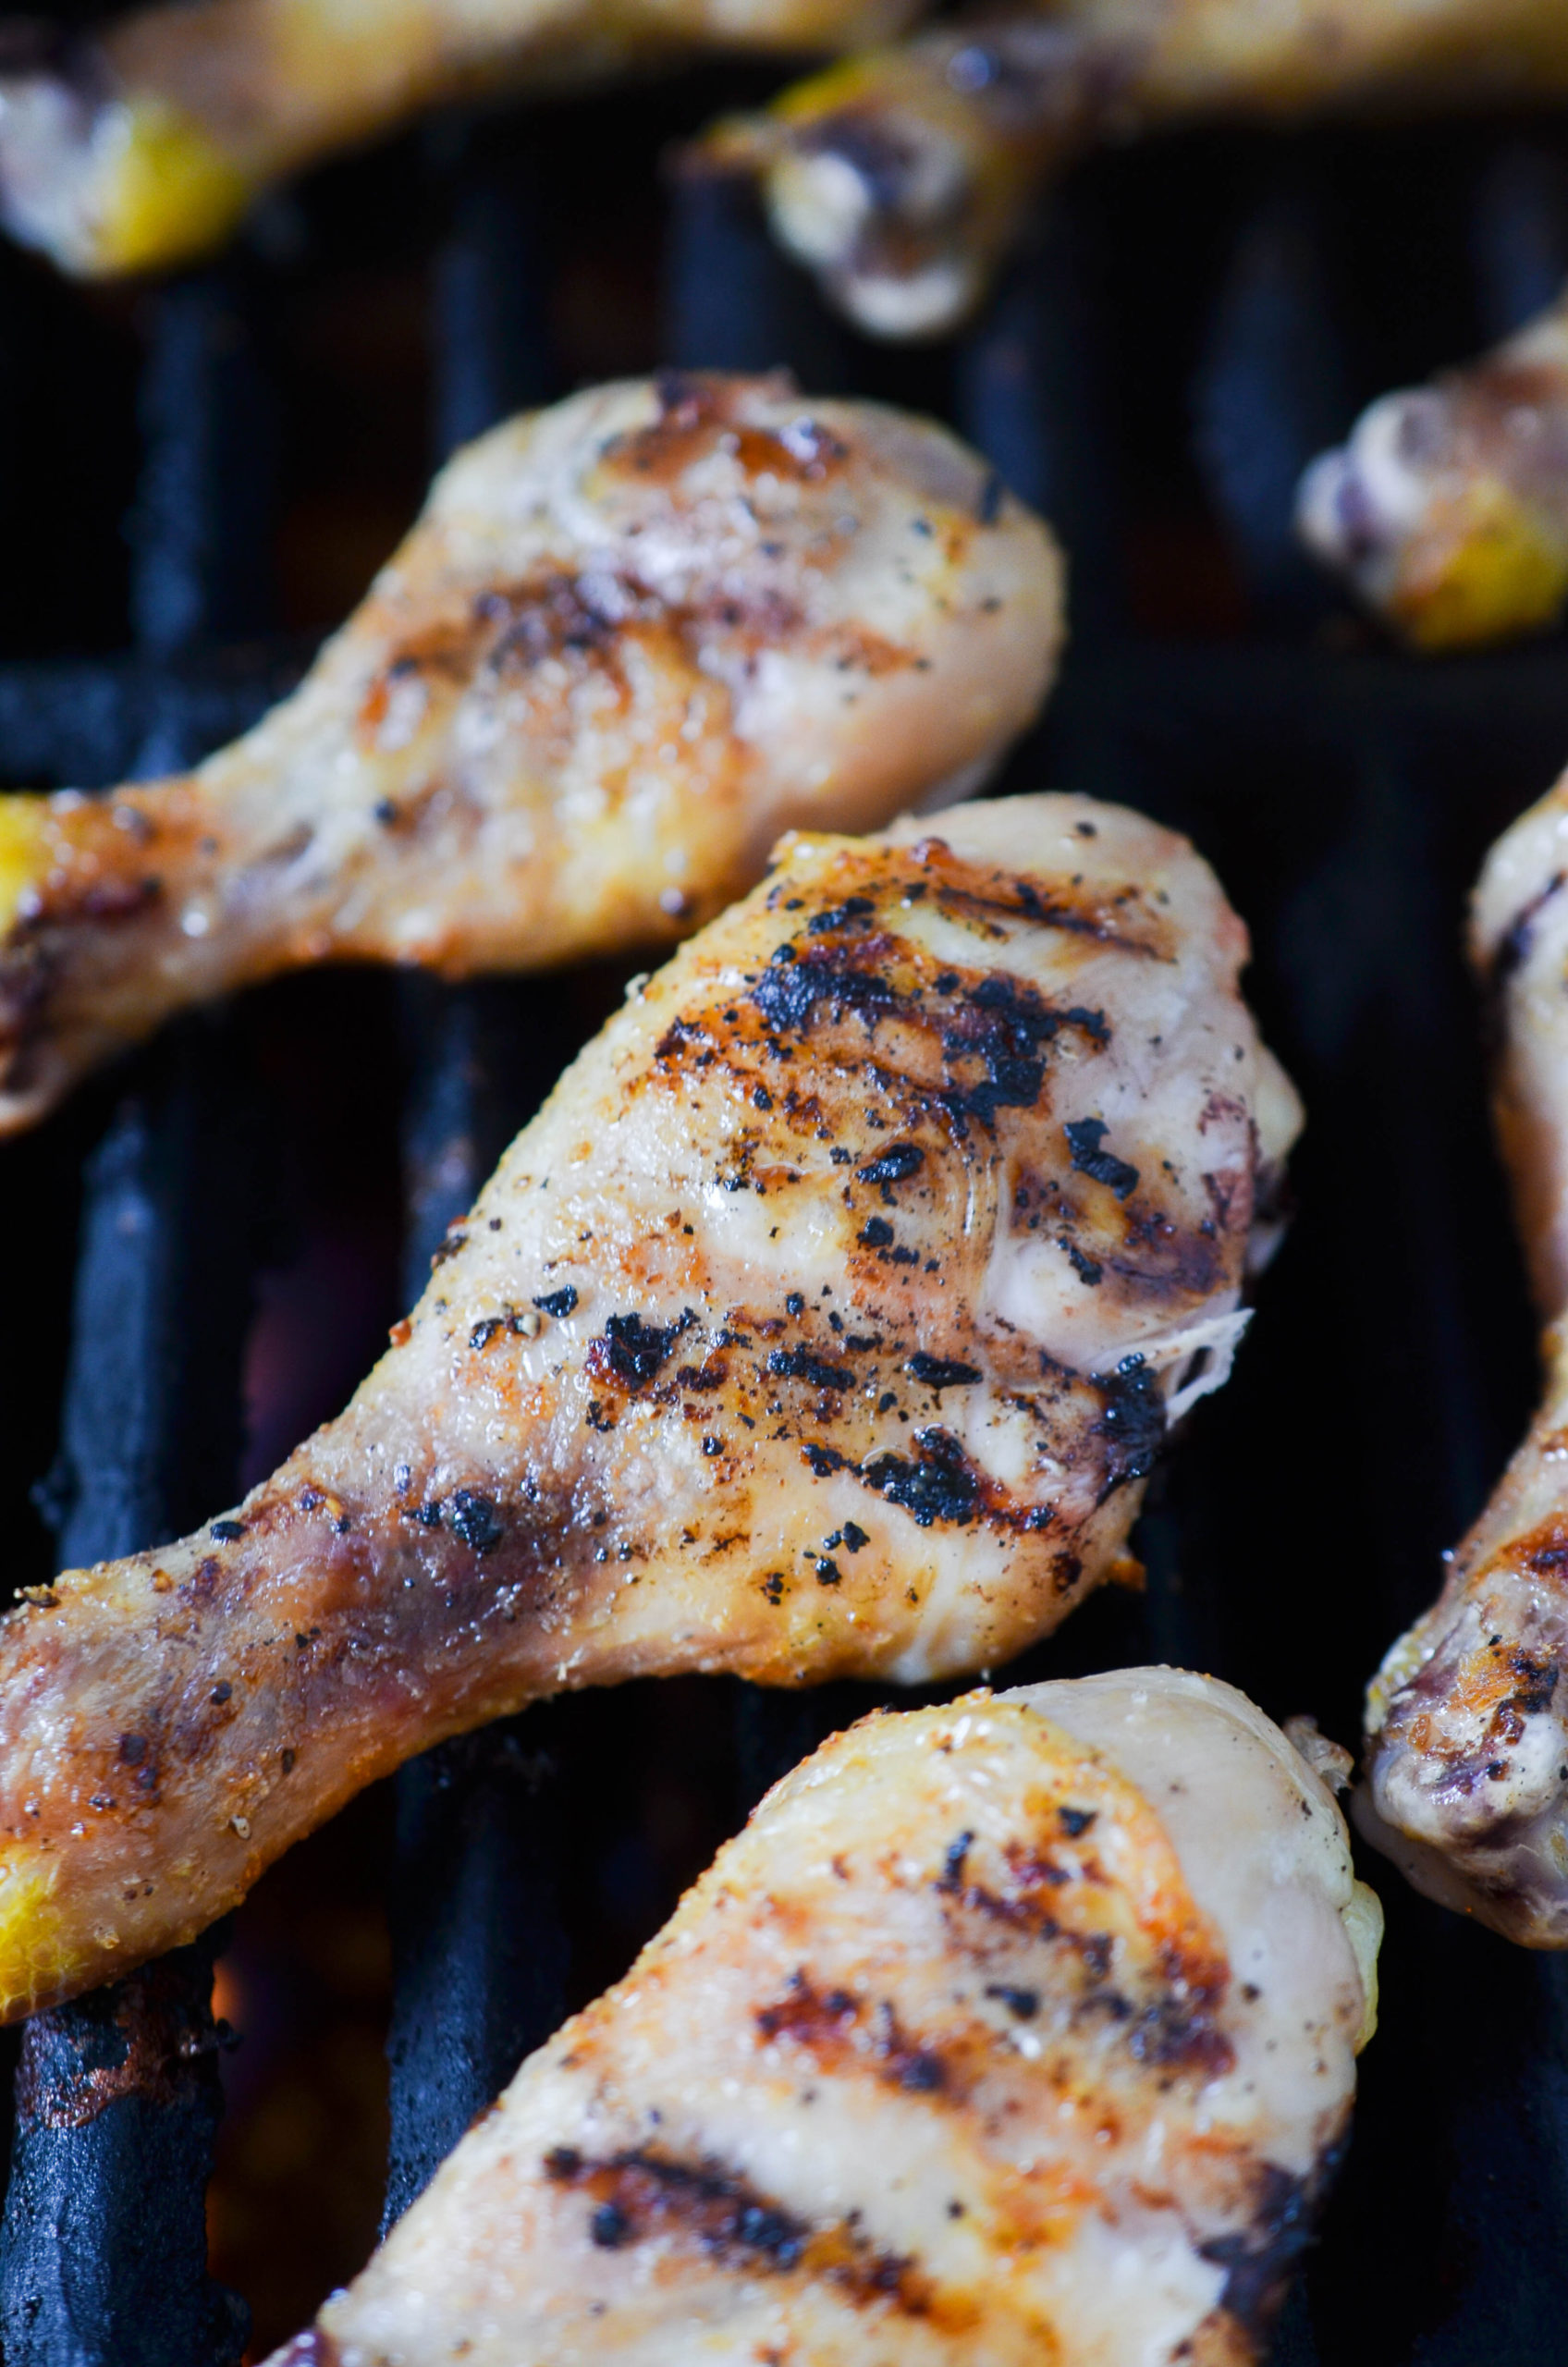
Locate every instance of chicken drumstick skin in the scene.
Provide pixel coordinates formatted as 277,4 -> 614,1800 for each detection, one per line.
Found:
268,1671 -> 1379,2367
1298,287 -> 1568,651
698,0 -> 1568,340
0,371 -> 1062,1135
1366,767 -> 1568,1944
0,793 -> 1298,2021
0,0 -> 927,277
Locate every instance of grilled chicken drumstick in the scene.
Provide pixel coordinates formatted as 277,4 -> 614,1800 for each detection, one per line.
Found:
1298,287 -> 1568,651
1366,767 -> 1568,1944
0,0 -> 925,278
0,372 -> 1063,1135
0,793 -> 1299,2021
266,1671 -> 1380,2367
700,0 -> 1568,339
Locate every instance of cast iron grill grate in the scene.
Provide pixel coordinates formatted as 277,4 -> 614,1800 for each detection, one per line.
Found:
0,67 -> 1564,2364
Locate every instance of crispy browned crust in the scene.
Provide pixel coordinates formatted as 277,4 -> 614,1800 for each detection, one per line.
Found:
0,797 -> 1285,2017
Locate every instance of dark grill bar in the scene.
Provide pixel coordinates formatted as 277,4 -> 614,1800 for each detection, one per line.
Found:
0,77 -> 1567,2363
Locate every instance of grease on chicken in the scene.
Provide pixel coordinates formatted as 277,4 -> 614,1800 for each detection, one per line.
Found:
264,1670 -> 1379,2367
0,792 -> 1298,2020
1366,767 -> 1568,1944
0,0 -> 925,277
697,0 -> 1568,339
1299,287 -> 1568,650
0,371 -> 1063,1134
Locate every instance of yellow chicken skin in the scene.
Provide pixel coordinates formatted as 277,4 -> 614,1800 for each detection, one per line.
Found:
700,0 -> 1568,338
0,793 -> 1299,2020
1366,767 -> 1568,1944
264,1671 -> 1380,2367
0,372 -> 1063,1135
1298,288 -> 1568,651
0,0 -> 925,277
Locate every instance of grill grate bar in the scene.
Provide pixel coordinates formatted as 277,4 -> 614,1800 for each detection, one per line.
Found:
381,138 -> 572,2225
0,265 -> 281,2367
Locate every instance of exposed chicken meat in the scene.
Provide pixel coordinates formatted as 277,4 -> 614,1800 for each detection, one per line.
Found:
1366,766 -> 1568,1944
697,0 -> 1568,339
0,792 -> 1298,2020
0,0 -> 925,277
0,372 -> 1063,1134
1299,286 -> 1568,650
264,1669 -> 1380,2367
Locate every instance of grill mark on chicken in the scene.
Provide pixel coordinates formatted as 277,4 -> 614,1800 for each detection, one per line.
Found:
542,2141 -> 938,2316
933,1840 -> 1233,2082
756,1970 -> 952,2096
276,1673 -> 1375,2367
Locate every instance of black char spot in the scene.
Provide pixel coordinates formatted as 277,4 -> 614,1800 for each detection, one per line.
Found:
534,1285 -> 579,1318
768,1347 -> 853,1392
905,1353 -> 981,1392
446,1490 -> 505,1553
858,1142 -> 924,1188
1091,1354 -> 1166,1502
1064,1117 -> 1139,1198
860,1429 -> 979,1527
604,1309 -> 691,1386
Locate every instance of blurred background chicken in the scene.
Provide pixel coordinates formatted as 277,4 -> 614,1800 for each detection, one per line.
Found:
0,370 -> 1062,1133
1297,284 -> 1568,650
266,1671 -> 1380,2367
0,0 -> 926,277
704,0 -> 1568,337
7,0 -> 1568,319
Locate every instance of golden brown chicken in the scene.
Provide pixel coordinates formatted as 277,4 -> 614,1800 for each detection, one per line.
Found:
0,371 -> 1063,1134
0,791 -> 1299,2021
1365,766 -> 1568,1944
264,1670 -> 1380,2367
0,0 -> 925,277
1298,287 -> 1568,651
702,0 -> 1568,338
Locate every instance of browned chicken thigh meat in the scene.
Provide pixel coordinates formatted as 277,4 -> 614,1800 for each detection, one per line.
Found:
267,1671 -> 1380,2367
0,792 -> 1297,2020
0,371 -> 1063,1134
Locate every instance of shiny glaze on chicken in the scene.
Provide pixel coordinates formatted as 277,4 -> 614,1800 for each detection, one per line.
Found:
699,0 -> 1568,338
266,1670 -> 1379,2367
1366,766 -> 1568,1944
1299,287 -> 1568,651
0,372 -> 1062,1134
0,0 -> 925,277
0,793 -> 1298,2020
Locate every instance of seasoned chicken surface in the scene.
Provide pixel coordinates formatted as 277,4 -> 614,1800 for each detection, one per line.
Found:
700,0 -> 1568,338
0,373 -> 1063,1134
0,793 -> 1299,2020
1298,287 -> 1568,652
265,1670 -> 1381,2367
0,0 -> 925,277
1366,767 -> 1568,1944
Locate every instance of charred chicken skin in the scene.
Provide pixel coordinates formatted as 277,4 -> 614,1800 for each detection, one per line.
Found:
0,793 -> 1298,2020
1366,766 -> 1568,1944
266,1670 -> 1380,2367
700,0 -> 1568,339
0,372 -> 1063,1135
0,0 -> 926,278
1298,286 -> 1568,652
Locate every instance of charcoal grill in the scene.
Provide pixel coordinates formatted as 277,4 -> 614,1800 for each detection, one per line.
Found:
0,49 -> 1566,2363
